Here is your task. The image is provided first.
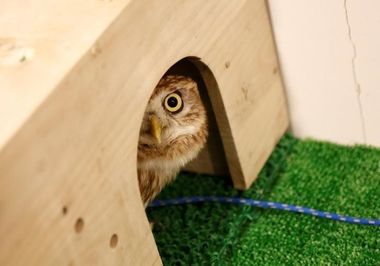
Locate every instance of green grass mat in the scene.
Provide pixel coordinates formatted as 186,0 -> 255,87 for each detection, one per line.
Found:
148,134 -> 380,265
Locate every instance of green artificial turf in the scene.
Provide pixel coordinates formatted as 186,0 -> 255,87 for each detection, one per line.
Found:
147,133 -> 380,265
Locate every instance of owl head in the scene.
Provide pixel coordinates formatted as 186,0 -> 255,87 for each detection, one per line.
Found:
138,75 -> 208,170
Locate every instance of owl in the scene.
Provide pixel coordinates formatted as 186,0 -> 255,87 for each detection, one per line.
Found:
137,75 -> 208,206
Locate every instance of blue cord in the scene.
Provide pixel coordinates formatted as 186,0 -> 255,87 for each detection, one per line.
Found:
148,196 -> 380,226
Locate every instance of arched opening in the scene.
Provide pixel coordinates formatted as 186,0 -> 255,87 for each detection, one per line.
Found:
136,57 -> 232,205
165,58 -> 230,176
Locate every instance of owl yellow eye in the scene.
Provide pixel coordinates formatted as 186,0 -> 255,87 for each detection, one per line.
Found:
164,92 -> 183,113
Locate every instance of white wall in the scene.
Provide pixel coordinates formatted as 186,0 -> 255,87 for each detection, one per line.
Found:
268,0 -> 380,147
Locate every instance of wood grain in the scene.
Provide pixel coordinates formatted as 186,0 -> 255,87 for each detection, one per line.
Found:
0,0 -> 288,264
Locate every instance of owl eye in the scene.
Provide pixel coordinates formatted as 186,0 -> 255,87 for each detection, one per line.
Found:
163,92 -> 183,113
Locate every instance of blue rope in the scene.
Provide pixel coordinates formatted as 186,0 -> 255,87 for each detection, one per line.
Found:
148,196 -> 380,226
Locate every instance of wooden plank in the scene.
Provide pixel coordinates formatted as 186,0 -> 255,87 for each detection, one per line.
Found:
0,0 -> 133,150
192,0 -> 289,188
0,0 -> 288,264
182,2 -> 289,188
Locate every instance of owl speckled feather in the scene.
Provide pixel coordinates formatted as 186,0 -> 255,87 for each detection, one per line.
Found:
137,75 -> 208,205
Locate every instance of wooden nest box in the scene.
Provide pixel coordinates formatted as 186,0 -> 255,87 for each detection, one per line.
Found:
0,0 -> 288,265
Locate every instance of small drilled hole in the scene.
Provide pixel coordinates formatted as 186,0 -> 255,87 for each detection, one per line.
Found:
110,234 -> 118,248
75,218 -> 84,233
62,206 -> 68,215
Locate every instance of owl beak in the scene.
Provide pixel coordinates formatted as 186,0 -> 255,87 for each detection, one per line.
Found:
150,114 -> 162,144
